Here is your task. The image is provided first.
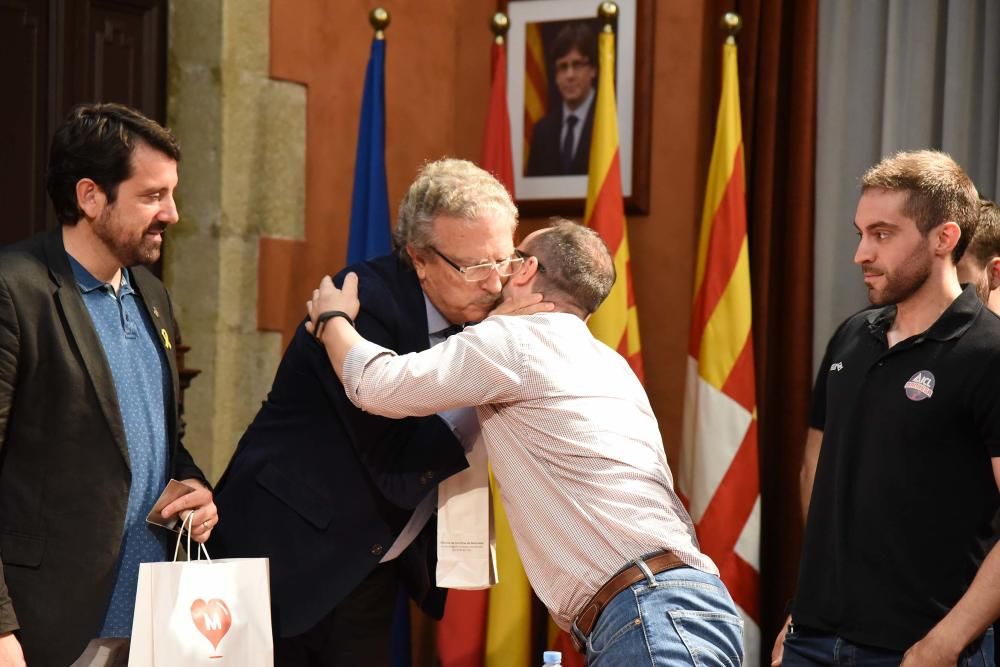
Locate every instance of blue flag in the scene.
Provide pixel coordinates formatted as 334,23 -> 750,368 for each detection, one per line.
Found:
347,37 -> 390,264
350,37 -> 409,667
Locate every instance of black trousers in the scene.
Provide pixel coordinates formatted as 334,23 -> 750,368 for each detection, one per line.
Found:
275,563 -> 399,667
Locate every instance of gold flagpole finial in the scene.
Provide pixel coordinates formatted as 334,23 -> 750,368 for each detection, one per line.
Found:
597,2 -> 618,34
722,12 -> 742,43
490,12 -> 509,45
370,8 -> 390,40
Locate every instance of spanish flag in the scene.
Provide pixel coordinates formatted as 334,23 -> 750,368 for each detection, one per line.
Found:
679,35 -> 761,665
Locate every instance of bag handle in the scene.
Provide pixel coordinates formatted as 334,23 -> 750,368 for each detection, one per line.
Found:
172,511 -> 212,562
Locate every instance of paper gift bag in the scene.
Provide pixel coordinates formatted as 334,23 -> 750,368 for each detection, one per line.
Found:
129,517 -> 273,666
436,432 -> 498,589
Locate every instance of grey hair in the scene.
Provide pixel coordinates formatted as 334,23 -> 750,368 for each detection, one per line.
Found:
393,158 -> 518,263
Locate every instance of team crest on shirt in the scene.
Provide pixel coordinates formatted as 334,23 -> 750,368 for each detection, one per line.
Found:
904,370 -> 935,401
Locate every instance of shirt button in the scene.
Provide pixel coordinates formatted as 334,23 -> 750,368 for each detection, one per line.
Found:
370,544 -> 384,556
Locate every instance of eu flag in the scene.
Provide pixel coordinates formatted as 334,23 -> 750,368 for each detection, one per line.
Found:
347,37 -> 390,264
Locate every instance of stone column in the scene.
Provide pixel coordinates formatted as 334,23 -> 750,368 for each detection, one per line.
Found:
165,0 -> 306,479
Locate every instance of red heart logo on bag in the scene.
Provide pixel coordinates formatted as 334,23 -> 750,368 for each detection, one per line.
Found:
190,598 -> 232,653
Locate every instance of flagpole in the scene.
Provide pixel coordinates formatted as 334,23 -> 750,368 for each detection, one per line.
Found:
370,7 -> 389,39
721,11 -> 741,44
491,11 -> 508,44
597,1 -> 617,30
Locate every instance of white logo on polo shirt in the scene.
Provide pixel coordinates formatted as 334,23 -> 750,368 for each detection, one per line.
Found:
904,370 -> 935,401
830,362 -> 844,372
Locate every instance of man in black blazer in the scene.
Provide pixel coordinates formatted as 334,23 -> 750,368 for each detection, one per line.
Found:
0,104 -> 216,667
525,22 -> 598,177
211,158 -> 522,666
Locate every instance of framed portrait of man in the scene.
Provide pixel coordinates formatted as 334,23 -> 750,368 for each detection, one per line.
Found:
506,0 -> 652,215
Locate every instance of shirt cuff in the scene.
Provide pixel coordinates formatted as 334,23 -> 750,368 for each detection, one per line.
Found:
342,339 -> 396,406
0,599 -> 19,635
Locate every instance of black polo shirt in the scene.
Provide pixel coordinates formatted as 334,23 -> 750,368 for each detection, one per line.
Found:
793,285 -> 1000,651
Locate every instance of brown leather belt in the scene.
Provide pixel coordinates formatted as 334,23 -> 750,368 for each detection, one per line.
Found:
570,550 -> 686,652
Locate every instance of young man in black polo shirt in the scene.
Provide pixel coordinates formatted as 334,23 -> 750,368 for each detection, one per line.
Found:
771,150 -> 1000,666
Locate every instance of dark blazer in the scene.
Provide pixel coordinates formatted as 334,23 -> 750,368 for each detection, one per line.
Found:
0,229 -> 206,667
211,254 -> 468,638
524,98 -> 596,177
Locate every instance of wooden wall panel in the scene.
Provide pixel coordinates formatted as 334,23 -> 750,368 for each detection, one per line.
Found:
0,0 -> 48,246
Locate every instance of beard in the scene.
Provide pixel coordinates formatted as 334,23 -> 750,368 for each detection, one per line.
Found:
861,239 -> 932,306
92,206 -> 165,267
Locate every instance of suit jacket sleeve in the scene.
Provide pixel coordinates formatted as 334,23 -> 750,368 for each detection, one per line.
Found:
306,271 -> 468,510
155,282 -> 208,487
0,273 -> 21,633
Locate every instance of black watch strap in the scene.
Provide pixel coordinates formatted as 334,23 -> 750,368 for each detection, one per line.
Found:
314,310 -> 355,339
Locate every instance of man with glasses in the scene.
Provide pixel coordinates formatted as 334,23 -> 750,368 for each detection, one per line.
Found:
305,220 -> 743,666
525,22 -> 598,177
211,159 -> 544,666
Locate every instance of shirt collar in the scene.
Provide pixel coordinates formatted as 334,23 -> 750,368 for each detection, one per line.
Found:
562,87 -> 595,125
866,283 -> 981,342
66,253 -> 133,297
423,291 -> 453,338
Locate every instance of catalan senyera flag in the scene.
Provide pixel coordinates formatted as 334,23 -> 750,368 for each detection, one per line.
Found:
542,21 -> 645,667
436,31 -> 533,667
679,37 -> 761,665
522,22 -> 547,168
585,25 -> 644,381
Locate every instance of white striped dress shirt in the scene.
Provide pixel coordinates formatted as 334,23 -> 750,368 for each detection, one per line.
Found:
342,312 -> 718,629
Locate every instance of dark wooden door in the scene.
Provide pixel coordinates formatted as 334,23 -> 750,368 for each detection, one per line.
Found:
0,0 -> 167,248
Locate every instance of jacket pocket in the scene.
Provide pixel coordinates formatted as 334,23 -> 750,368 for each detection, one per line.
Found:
256,462 -> 335,531
0,531 -> 44,568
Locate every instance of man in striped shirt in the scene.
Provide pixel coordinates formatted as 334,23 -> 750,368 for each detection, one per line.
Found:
307,220 -> 744,666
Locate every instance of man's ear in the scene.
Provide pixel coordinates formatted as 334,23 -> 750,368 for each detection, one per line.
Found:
407,245 -> 428,280
936,221 -> 961,258
988,256 -> 1000,291
75,178 -> 106,220
510,255 -> 539,287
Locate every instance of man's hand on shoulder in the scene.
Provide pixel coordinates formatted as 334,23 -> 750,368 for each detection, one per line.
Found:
161,478 -> 218,544
0,632 -> 25,667
489,292 -> 554,318
306,273 -> 361,336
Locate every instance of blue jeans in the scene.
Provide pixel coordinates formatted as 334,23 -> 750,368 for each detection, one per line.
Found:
783,625 -> 995,666
576,566 -> 744,666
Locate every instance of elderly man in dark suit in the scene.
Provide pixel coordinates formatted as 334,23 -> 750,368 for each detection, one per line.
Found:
211,158 -> 533,666
525,22 -> 598,177
0,104 -> 216,667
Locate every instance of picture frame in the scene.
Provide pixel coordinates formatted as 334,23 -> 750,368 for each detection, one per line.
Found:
504,0 -> 653,216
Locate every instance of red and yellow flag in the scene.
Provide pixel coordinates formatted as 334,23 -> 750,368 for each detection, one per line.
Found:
436,31 -> 534,667
585,22 -> 644,381
679,36 -> 761,664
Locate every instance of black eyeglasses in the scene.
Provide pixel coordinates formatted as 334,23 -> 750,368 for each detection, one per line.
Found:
429,246 -> 525,282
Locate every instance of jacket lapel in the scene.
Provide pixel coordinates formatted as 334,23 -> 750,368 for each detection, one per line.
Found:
396,260 -> 432,353
129,267 -> 180,450
129,268 -> 179,399
44,229 -> 131,468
